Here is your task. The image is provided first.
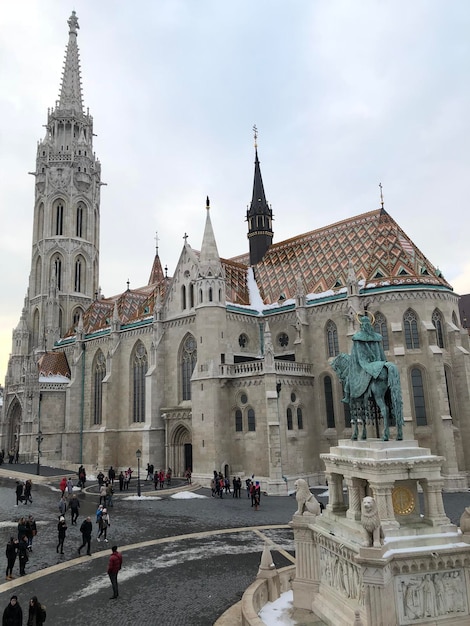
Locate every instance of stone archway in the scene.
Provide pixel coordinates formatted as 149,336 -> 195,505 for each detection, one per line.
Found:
168,424 -> 192,478
5,397 -> 22,458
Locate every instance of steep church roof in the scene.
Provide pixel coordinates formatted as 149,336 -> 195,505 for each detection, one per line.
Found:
198,197 -> 223,277
57,11 -> 84,114
38,352 -> 71,379
226,208 -> 451,305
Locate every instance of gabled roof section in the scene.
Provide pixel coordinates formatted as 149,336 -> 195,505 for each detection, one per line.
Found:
221,258 -> 250,305
199,197 -> 223,277
236,209 -> 451,305
38,352 -> 71,379
148,252 -> 165,285
58,11 -> 84,114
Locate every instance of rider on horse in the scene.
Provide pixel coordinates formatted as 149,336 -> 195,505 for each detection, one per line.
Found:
342,315 -> 387,404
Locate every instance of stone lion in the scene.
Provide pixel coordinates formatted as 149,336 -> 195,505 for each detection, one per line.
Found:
361,496 -> 384,548
294,479 -> 321,516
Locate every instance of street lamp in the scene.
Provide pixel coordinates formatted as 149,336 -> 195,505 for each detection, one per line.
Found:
36,431 -> 43,476
136,449 -> 142,497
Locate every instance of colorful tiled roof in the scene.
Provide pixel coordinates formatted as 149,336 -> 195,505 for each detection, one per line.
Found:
38,351 -> 71,378
234,209 -> 451,304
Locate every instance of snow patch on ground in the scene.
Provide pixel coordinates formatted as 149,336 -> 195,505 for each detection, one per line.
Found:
259,590 -> 295,625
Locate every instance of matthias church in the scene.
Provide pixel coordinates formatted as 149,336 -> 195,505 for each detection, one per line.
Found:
2,13 -> 470,493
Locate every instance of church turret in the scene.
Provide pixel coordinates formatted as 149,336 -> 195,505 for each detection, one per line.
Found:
28,11 -> 101,349
246,127 -> 273,265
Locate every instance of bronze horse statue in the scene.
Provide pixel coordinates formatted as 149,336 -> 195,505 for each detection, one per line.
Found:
331,352 -> 403,441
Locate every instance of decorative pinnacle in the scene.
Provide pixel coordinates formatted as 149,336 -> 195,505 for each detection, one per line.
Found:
206,196 -> 210,210
155,231 -> 159,255
253,124 -> 258,149
68,11 -> 79,35
379,182 -> 384,209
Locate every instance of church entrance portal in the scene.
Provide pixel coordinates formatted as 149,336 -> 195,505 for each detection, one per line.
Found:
168,424 -> 192,477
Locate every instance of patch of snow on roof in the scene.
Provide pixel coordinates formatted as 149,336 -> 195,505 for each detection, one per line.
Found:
38,375 -> 70,383
247,267 -> 266,312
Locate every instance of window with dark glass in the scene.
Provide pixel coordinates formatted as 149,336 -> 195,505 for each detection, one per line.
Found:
235,409 -> 243,432
404,310 -> 420,349
93,352 -> 106,425
326,321 -> 339,357
432,309 -> 445,348
287,407 -> 293,430
278,333 -> 289,347
297,407 -> 303,430
374,312 -> 389,351
55,203 -> 64,235
411,368 -> 427,426
247,408 -> 256,431
182,335 -> 197,401
132,343 -> 148,423
324,375 -> 335,428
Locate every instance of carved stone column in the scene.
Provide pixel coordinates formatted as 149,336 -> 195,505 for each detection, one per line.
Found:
326,472 -> 346,513
346,477 -> 362,521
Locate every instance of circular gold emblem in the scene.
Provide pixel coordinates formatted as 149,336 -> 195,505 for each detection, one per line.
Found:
392,486 -> 415,515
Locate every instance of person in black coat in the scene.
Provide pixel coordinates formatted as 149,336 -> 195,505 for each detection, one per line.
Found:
17,537 -> 28,576
78,517 -> 93,556
5,537 -> 17,580
2,594 -> 22,626
56,516 -> 67,554
15,483 -> 23,506
27,597 -> 46,626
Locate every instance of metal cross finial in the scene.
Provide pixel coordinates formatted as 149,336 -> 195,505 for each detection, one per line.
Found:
183,233 -> 188,243
155,231 -> 159,254
127,279 -> 130,291
253,124 -> 258,149
379,182 -> 384,209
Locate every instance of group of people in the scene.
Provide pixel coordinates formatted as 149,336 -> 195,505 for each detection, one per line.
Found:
209,473 -> 261,509
2,447 -> 19,465
2,595 -> 46,626
15,480 -> 33,506
153,468 -> 172,490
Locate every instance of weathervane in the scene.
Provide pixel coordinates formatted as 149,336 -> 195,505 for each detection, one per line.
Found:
379,182 -> 384,209
253,124 -> 258,149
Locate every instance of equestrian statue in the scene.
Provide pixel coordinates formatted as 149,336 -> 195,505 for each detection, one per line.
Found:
331,313 -> 403,441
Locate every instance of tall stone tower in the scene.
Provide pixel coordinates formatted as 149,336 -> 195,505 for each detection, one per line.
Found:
27,10 -> 100,352
1,11 -> 100,456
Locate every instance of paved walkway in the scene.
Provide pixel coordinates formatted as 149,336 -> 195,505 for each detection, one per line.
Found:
0,465 -> 468,625
0,466 -> 298,625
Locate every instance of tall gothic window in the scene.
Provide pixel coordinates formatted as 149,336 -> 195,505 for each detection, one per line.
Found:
326,320 -> 339,357
432,309 -> 445,348
286,407 -> 293,430
235,409 -> 243,432
189,284 -> 194,308
93,351 -> 106,425
374,312 -> 389,351
74,259 -> 82,292
247,408 -> 256,431
181,285 -> 186,310
76,203 -> 84,237
181,335 -> 197,401
324,375 -> 335,428
55,202 -> 64,235
404,309 -> 420,349
297,407 -> 304,430
444,366 -> 456,419
411,367 -> 427,426
132,342 -> 148,423
53,256 -> 62,290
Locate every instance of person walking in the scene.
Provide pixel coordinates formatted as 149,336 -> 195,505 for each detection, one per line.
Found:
26,597 -> 46,626
97,508 -> 110,543
78,516 -> 93,556
25,515 -> 36,552
66,477 -> 74,497
106,482 -> 114,508
99,484 -> 107,506
95,504 -> 104,537
17,518 -> 27,543
5,537 -> 17,580
15,482 -> 23,507
58,495 -> 67,517
69,494 -> 80,525
17,536 -> 28,577
2,594 -> 22,626
108,466 -> 116,486
59,477 -> 67,496
107,545 -> 122,599
56,516 -> 67,554
23,479 -> 32,505
118,471 -> 125,492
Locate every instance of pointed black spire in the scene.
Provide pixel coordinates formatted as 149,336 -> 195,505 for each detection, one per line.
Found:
246,127 -> 273,265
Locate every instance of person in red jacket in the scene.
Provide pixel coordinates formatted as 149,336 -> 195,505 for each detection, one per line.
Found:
107,545 -> 122,599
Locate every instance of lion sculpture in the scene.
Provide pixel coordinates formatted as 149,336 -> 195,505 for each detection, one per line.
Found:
361,496 -> 384,548
294,479 -> 321,516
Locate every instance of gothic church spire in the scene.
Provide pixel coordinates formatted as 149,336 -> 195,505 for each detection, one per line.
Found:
58,11 -> 84,114
246,127 -> 273,265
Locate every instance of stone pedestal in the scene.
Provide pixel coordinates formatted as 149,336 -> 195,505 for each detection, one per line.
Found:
291,439 -> 470,625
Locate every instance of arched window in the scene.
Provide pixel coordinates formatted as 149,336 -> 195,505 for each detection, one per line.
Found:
432,309 -> 445,348
411,367 -> 427,426
404,309 -> 420,349
209,287 -> 213,302
247,408 -> 256,431
32,309 -> 40,349
74,258 -> 82,292
181,335 -> 197,401
181,285 -> 186,310
93,351 -> 106,425
37,203 -> 44,240
55,202 -> 64,235
452,311 -> 458,327
235,409 -> 243,432
58,308 -> 63,337
35,257 -> 42,296
297,407 -> 303,430
324,375 -> 335,428
199,289 -> 203,304
132,342 -> 148,423
76,204 -> 84,237
286,407 -> 293,430
326,320 -> 339,357
374,312 -> 389,351
189,284 -> 194,308
73,308 -> 83,328
53,256 -> 62,290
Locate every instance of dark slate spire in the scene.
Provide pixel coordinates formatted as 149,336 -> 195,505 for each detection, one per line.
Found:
246,126 -> 273,265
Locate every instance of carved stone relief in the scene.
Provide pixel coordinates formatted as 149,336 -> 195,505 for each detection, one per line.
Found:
395,570 -> 468,624
319,546 -> 361,601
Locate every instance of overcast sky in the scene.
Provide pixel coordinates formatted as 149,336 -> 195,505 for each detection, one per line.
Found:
1,0 -> 469,383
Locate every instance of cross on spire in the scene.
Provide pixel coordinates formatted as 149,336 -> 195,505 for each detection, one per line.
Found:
183,233 -> 188,243
379,182 -> 384,209
154,231 -> 159,255
253,124 -> 258,149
